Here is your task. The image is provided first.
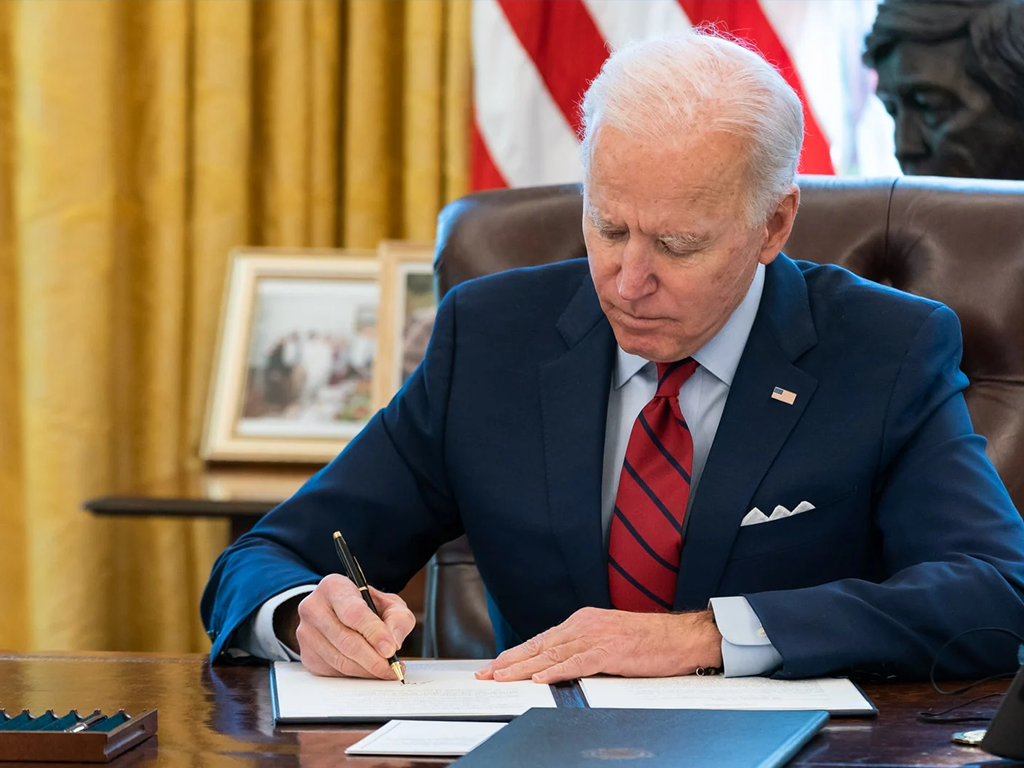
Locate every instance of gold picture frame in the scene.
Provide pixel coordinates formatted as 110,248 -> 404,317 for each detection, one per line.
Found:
372,240 -> 437,411
202,248 -> 380,463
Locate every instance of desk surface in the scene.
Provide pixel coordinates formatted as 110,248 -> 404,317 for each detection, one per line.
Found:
0,652 -> 1005,767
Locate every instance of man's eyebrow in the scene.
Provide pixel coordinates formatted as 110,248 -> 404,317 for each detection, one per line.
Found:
586,207 -> 621,229
586,206 -> 712,248
660,231 -> 713,250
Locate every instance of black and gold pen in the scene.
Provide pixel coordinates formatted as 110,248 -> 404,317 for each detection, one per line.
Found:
332,530 -> 405,684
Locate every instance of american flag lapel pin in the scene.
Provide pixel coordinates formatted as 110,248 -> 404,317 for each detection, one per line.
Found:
771,386 -> 797,405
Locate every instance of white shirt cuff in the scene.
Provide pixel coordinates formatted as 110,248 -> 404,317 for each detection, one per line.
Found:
228,585 -> 316,661
709,596 -> 783,677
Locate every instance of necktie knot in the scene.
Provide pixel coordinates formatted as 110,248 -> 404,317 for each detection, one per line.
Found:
654,358 -> 698,399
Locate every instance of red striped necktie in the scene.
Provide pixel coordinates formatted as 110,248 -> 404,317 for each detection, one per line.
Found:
608,358 -> 699,612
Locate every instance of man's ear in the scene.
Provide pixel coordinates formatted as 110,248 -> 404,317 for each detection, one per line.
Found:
758,184 -> 800,265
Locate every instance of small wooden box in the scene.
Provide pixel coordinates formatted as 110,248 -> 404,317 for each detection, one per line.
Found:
0,709 -> 157,763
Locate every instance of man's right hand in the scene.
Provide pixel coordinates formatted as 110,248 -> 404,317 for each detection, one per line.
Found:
275,574 -> 416,678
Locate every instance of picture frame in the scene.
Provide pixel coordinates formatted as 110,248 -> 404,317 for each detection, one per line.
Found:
202,248 -> 380,463
372,240 -> 437,411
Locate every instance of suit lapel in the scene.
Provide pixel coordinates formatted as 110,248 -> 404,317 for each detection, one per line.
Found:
541,273 -> 616,610
674,255 -> 819,609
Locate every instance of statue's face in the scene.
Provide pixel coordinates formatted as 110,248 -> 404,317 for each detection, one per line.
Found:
874,37 -> 1024,179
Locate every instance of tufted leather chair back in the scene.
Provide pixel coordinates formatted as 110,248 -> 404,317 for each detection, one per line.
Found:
421,175 -> 1024,658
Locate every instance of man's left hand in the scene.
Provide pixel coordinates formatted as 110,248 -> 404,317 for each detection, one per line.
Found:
475,607 -> 723,684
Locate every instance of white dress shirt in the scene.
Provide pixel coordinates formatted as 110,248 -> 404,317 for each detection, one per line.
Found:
240,263 -> 782,675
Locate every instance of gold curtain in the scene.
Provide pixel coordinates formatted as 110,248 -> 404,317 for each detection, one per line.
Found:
0,0 -> 471,653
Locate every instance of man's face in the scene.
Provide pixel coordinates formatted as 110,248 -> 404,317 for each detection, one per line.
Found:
874,37 -> 1024,179
584,125 -> 793,363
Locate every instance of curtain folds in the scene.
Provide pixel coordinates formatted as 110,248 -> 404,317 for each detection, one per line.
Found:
0,0 -> 471,653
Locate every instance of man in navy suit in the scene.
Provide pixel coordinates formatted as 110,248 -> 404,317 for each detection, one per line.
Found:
201,31 -> 1024,682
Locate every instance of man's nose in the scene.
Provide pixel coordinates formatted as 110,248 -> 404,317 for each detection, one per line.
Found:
617,242 -> 656,301
894,110 -> 929,166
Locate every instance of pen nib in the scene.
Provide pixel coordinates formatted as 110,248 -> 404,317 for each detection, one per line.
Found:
391,661 -> 406,684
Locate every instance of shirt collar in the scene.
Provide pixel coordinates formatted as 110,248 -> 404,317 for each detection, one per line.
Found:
613,262 -> 766,389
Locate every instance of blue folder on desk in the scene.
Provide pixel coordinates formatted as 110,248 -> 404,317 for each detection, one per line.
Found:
453,707 -> 829,767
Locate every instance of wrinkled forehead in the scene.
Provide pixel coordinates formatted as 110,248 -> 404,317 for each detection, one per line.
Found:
583,124 -> 752,218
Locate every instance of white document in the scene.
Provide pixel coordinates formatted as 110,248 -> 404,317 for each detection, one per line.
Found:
272,660 -> 557,723
345,719 -> 506,757
579,675 -> 876,716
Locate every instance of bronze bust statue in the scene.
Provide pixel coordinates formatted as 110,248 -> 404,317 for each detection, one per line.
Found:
864,0 -> 1024,179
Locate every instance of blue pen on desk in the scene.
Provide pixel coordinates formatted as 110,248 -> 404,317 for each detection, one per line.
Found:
332,530 -> 405,684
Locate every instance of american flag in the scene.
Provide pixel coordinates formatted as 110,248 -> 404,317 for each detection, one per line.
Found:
471,0 -> 898,190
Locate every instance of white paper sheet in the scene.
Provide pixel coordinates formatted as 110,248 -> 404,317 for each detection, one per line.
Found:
272,660 -> 557,722
579,675 -> 875,715
345,719 -> 506,756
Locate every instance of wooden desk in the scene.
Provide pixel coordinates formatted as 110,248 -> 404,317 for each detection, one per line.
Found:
0,653 -> 1006,767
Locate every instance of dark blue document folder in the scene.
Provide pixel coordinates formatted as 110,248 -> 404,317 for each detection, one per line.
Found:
453,707 -> 829,767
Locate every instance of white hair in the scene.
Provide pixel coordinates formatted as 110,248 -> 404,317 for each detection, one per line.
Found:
579,30 -> 804,226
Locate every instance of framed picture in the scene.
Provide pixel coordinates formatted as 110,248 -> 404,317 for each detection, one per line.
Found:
372,240 -> 437,410
202,248 -> 380,463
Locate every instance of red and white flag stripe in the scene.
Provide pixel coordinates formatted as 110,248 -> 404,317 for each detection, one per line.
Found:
471,0 -> 854,191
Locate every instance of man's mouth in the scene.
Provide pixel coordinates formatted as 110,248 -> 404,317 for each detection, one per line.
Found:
615,309 -> 663,327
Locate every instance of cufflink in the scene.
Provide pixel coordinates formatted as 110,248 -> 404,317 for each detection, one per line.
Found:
695,666 -> 722,676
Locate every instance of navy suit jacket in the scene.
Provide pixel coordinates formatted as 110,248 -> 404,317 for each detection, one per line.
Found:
202,255 -> 1024,679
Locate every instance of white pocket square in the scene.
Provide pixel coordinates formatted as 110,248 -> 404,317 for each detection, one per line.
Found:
741,501 -> 816,527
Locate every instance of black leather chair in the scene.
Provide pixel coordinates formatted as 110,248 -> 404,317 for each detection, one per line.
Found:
420,175 -> 1024,658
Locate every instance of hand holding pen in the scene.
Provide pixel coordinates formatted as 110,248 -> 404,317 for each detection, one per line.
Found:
332,531 -> 406,684
283,532 -> 415,680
